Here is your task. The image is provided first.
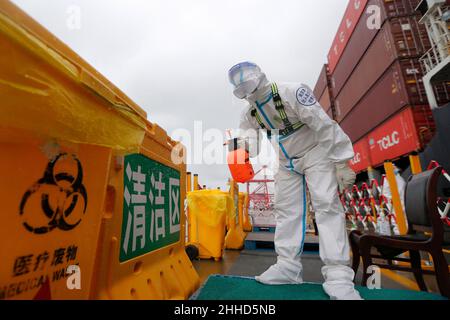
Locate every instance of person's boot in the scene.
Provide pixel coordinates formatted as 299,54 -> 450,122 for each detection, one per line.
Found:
255,258 -> 303,285
322,265 -> 363,300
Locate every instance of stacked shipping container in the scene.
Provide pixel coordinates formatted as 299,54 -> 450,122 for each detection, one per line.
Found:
313,0 -> 449,173
313,64 -> 335,120
327,0 -> 423,75
348,106 -> 434,171
366,106 -> 435,166
340,60 -> 437,143
334,14 -> 431,122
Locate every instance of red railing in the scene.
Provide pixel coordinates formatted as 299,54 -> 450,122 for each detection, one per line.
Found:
341,160 -> 450,232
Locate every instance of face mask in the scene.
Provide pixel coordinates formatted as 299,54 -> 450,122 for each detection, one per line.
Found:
233,78 -> 260,99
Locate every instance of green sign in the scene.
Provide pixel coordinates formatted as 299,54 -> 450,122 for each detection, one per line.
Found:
120,154 -> 181,262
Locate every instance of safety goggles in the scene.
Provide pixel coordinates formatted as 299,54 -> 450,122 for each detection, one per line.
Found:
228,62 -> 262,99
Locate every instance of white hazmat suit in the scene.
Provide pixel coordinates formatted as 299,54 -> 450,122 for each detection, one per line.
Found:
229,62 -> 361,300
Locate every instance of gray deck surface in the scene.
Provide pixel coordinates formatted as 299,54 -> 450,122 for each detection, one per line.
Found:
225,250 -> 408,288
193,242 -> 443,293
246,232 -> 320,244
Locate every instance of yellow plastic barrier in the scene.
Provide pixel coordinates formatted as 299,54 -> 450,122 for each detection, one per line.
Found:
0,1 -> 146,153
241,193 -> 253,232
224,182 -> 247,250
0,138 -> 112,300
186,190 -> 234,260
0,1 -> 199,300
91,130 -> 200,300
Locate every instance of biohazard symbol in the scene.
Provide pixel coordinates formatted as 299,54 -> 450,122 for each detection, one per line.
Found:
19,153 -> 88,234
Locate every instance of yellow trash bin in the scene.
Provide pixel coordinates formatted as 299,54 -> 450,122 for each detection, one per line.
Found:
0,0 -> 199,300
187,190 -> 234,261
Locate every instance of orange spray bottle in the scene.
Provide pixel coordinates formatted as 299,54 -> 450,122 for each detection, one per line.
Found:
225,131 -> 255,183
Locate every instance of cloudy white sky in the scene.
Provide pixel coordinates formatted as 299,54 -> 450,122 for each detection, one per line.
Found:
12,0 -> 348,190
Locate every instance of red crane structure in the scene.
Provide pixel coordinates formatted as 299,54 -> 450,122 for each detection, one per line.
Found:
246,165 -> 274,212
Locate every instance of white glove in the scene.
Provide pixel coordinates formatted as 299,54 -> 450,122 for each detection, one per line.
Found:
335,162 -> 356,191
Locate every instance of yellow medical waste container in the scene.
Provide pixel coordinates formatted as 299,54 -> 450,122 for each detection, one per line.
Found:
186,190 -> 234,261
0,0 -> 199,300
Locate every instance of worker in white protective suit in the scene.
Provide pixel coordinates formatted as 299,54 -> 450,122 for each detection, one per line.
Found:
228,62 -> 361,300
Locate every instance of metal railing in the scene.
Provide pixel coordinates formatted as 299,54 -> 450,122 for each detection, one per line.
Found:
419,32 -> 450,74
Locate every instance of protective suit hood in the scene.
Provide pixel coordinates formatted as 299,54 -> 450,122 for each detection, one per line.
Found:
229,62 -> 269,100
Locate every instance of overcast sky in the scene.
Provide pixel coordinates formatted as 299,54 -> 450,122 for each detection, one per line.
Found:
12,0 -> 348,190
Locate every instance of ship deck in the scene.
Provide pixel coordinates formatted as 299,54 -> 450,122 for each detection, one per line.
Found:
192,236 -> 448,300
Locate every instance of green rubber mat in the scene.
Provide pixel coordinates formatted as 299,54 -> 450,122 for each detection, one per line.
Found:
192,275 -> 447,300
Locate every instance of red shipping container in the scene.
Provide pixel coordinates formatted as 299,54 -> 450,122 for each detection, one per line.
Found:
327,0 -> 421,74
328,0 -> 369,74
318,82 -> 336,120
330,0 -> 386,96
319,87 -> 332,111
339,59 -> 430,142
330,1 -> 429,96
334,15 -> 430,122
349,138 -> 371,173
313,64 -> 329,99
326,107 -> 334,120
367,106 -> 434,166
379,0 -> 422,18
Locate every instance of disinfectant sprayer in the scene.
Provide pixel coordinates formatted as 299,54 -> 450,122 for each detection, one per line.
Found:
224,130 -> 255,183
